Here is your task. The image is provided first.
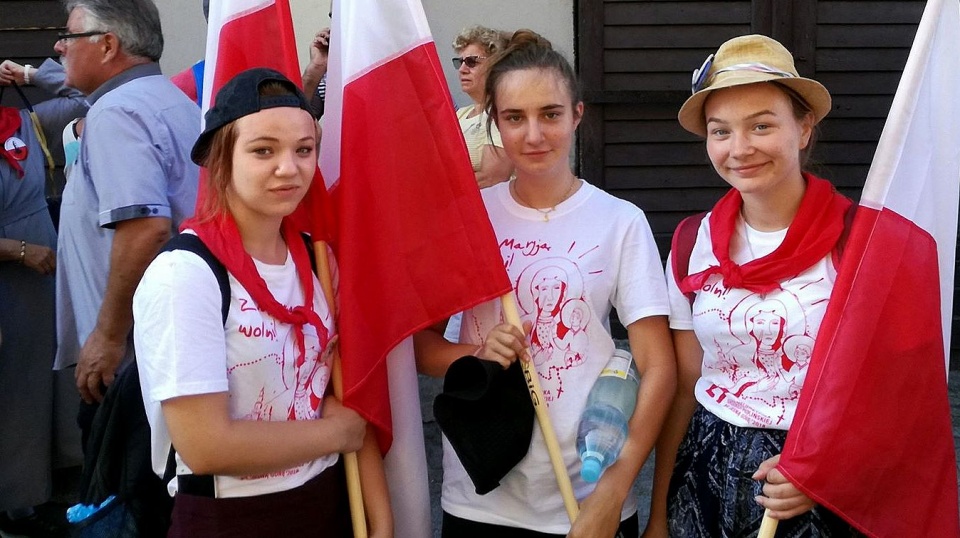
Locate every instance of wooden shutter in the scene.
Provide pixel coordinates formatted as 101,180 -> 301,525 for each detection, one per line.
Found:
577,1 -> 960,361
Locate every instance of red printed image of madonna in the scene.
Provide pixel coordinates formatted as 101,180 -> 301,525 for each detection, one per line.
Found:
516,257 -> 592,402
712,292 -> 815,409
237,329 -> 333,423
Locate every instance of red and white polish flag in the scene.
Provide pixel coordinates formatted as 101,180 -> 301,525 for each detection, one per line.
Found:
200,0 -> 300,120
778,0 -> 960,536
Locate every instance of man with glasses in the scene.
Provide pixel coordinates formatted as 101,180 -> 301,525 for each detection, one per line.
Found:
51,0 -> 200,444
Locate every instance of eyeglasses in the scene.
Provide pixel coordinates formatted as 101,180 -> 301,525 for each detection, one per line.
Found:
452,55 -> 486,69
57,30 -> 107,43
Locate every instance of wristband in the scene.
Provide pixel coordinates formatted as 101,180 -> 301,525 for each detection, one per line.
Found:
23,64 -> 33,85
18,240 -> 26,264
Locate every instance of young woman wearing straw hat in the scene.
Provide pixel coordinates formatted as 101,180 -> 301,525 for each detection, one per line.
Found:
416,29 -> 675,538
643,35 -> 859,537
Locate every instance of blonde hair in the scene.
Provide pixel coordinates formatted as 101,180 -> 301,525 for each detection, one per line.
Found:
453,25 -> 508,56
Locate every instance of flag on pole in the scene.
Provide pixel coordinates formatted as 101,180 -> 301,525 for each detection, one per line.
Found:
317,0 -> 512,534
320,0 -> 510,453
778,0 -> 960,536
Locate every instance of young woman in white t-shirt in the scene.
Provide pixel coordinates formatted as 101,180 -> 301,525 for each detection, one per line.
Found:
416,30 -> 676,538
643,35 -> 858,537
133,68 -> 390,537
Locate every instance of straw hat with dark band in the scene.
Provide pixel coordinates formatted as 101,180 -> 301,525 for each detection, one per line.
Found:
678,34 -> 832,137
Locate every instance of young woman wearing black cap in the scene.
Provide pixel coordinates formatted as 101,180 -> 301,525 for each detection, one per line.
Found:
133,68 -> 385,537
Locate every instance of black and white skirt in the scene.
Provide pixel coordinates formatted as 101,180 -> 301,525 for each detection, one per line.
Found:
667,405 -> 859,538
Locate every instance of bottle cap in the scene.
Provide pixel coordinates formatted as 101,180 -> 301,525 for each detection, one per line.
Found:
581,455 -> 602,482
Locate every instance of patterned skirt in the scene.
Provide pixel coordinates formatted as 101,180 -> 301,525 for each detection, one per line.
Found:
667,405 -> 859,538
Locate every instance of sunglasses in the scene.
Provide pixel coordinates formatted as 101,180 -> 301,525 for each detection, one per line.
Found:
452,55 -> 486,69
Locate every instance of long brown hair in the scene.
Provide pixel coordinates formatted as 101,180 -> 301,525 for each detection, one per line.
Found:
772,82 -> 820,169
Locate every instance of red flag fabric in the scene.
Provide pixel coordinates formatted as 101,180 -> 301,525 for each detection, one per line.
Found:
318,0 -> 511,454
316,2 -> 512,535
201,0 -> 300,109
778,1 -> 960,536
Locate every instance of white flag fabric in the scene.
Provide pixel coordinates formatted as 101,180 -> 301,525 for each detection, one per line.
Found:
858,0 -> 960,364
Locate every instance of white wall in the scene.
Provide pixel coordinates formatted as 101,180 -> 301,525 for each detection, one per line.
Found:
156,0 -> 208,76
156,0 -> 573,105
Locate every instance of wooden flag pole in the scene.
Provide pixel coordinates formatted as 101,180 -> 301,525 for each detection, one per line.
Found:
757,510 -> 778,538
315,242 -> 368,538
500,292 -> 580,523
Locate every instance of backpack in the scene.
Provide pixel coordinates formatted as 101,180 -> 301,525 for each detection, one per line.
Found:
670,205 -> 857,305
74,235 -> 227,537
75,232 -> 315,536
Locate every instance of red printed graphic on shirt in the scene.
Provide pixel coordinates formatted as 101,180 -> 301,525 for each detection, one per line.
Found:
232,312 -> 331,424
697,282 -> 820,427
513,253 -> 599,404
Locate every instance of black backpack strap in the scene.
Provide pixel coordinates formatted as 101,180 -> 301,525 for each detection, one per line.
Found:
671,212 -> 707,306
300,232 -> 318,272
157,233 -> 224,496
160,233 -> 230,325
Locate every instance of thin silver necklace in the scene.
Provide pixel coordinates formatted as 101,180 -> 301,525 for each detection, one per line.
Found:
740,212 -> 759,261
511,178 -> 578,222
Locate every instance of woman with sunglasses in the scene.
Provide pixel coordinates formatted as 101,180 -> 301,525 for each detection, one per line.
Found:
452,25 -> 513,188
643,35 -> 859,537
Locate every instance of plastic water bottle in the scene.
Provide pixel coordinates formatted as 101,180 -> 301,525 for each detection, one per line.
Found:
577,349 -> 640,483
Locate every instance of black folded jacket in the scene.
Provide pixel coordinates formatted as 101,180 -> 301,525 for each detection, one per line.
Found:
433,356 -> 535,495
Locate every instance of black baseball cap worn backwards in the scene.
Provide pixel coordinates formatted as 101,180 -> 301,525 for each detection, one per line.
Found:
190,67 -> 314,165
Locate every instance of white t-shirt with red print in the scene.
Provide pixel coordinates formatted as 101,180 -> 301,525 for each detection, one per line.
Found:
666,215 -> 838,430
442,180 -> 670,533
134,239 -> 338,498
